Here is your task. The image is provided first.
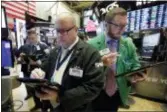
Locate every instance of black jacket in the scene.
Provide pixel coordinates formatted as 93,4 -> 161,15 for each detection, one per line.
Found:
41,39 -> 104,112
19,42 -> 48,75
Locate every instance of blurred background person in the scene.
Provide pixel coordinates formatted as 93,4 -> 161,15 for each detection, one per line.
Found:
18,27 -> 48,111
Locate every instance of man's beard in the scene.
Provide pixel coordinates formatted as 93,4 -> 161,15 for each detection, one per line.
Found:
108,32 -> 120,40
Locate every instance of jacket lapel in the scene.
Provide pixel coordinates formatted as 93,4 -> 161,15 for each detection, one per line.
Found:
68,39 -> 85,66
60,39 -> 85,86
116,37 -> 126,75
98,34 -> 107,50
49,46 -> 60,80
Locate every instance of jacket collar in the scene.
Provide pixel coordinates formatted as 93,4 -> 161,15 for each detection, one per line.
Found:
68,39 -> 85,64
100,33 -> 125,49
98,33 -> 107,49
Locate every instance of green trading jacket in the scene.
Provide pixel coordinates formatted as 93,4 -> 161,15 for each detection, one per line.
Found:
87,33 -> 141,105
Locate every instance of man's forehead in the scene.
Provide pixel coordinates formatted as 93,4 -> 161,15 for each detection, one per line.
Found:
113,15 -> 127,23
56,19 -> 74,28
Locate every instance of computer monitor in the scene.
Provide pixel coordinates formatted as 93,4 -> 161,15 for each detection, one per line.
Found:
1,6 -> 9,39
2,40 -> 14,68
141,33 -> 160,59
84,10 -> 93,17
1,6 -> 7,28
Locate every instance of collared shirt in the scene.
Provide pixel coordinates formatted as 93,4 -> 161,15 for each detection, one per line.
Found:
50,36 -> 79,108
105,35 -> 119,70
105,35 -> 119,95
60,36 -> 79,61
51,36 -> 79,85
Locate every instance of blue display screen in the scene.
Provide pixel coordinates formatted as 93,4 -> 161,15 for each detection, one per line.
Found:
2,40 -> 13,67
126,4 -> 167,32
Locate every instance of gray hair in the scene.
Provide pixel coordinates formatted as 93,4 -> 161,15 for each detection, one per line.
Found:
55,12 -> 76,26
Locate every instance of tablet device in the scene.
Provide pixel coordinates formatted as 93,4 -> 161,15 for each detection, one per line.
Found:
17,78 -> 60,91
116,61 -> 167,78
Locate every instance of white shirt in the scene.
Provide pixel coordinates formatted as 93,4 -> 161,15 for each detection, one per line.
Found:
51,36 -> 79,85
50,36 -> 79,108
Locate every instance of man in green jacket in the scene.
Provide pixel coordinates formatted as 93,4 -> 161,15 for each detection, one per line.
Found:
88,7 -> 145,111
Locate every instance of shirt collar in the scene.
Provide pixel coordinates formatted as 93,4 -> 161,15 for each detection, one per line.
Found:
62,36 -> 79,51
105,34 -> 118,45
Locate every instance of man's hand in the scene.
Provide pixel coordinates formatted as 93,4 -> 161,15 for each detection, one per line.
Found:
30,68 -> 45,79
36,86 -> 58,101
29,58 -> 38,65
128,72 -> 146,84
18,53 -> 26,63
101,52 -> 118,67
20,53 -> 26,57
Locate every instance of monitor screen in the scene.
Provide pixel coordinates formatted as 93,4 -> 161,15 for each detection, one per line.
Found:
45,28 -> 57,37
150,6 -> 158,29
2,40 -> 13,68
84,10 -> 93,17
1,7 -> 7,28
156,4 -> 164,28
15,19 -> 26,49
143,33 -> 160,47
162,3 -> 167,27
141,7 -> 150,30
83,16 -> 90,27
142,33 -> 160,58
126,4 -> 167,31
135,9 -> 141,31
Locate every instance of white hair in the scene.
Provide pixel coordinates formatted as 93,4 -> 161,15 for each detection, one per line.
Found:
55,12 -> 76,26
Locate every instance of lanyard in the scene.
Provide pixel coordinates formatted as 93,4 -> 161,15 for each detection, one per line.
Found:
56,47 -> 74,70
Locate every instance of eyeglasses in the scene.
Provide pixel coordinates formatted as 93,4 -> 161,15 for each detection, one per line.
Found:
107,21 -> 127,30
55,26 -> 75,34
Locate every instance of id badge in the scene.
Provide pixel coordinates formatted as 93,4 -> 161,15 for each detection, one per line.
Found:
69,67 -> 83,78
99,48 -> 110,56
36,45 -> 40,50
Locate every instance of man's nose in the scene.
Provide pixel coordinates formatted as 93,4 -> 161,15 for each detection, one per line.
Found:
58,32 -> 65,36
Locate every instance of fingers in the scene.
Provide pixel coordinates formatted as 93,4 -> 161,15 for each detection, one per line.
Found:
41,88 -> 56,95
35,88 -> 58,100
20,53 -> 26,56
43,86 -> 59,92
107,52 -> 117,58
35,91 -> 49,100
31,70 -> 38,79
130,74 -> 146,84
30,68 -> 45,79
101,52 -> 118,66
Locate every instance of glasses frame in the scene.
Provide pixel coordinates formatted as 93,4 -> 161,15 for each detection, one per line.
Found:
55,26 -> 76,34
107,21 -> 127,30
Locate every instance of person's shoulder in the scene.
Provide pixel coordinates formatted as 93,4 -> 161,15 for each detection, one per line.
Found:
80,40 -> 101,62
39,41 -> 48,47
121,36 -> 136,51
18,44 -> 29,52
20,44 -> 29,49
121,36 -> 134,45
87,34 -> 104,45
49,45 -> 59,55
87,33 -> 105,50
81,40 -> 99,55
